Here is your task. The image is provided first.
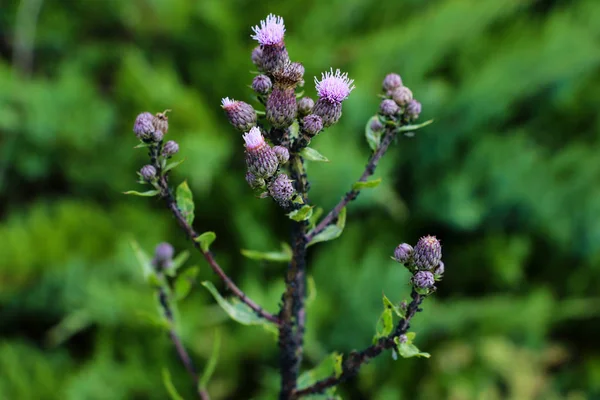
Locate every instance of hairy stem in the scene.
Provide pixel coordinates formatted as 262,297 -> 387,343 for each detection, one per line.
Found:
306,128 -> 396,242
154,155 -> 279,324
279,154 -> 309,399
157,286 -> 210,400
292,289 -> 424,398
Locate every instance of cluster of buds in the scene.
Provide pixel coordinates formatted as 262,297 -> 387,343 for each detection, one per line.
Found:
378,73 -> 422,123
221,14 -> 356,208
133,110 -> 180,184
393,235 -> 444,294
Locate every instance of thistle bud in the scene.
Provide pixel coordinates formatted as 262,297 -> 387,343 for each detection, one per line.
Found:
245,171 -> 265,189
302,114 -> 323,138
260,44 -> 290,73
133,112 -> 155,140
152,130 -> 164,142
152,110 -> 170,134
268,173 -> 295,206
394,243 -> 413,264
380,99 -> 400,117
398,334 -> 408,344
221,98 -> 257,131
266,87 -> 297,128
405,99 -> 422,121
252,74 -> 272,94
243,127 -> 279,178
392,86 -> 413,107
251,46 -> 264,70
153,242 -> 174,270
370,118 -> 384,132
162,140 -> 179,157
273,146 -> 290,164
413,271 -> 435,289
383,73 -> 403,92
140,164 -> 157,181
413,235 -> 442,270
297,97 -> 315,116
313,69 -> 355,127
273,61 -> 304,87
434,261 -> 445,277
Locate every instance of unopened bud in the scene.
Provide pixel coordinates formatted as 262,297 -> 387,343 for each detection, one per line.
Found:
273,61 -> 304,87
370,117 -> 384,132
312,99 -> 342,127
221,98 -> 257,131
392,86 -> 413,107
413,271 -> 435,289
302,114 -> 323,138
140,164 -> 157,181
394,243 -> 413,264
251,46 -> 264,70
413,235 -> 442,270
266,87 -> 297,128
268,173 -> 295,206
405,99 -> 422,121
380,99 -> 400,117
273,146 -> 290,164
245,171 -> 265,189
243,127 -> 279,178
133,112 -> 155,140
152,130 -> 164,142
383,73 -> 403,92
252,74 -> 272,94
154,242 -> 174,269
434,261 -> 445,277
297,97 -> 315,116
162,140 -> 179,157
153,110 -> 170,134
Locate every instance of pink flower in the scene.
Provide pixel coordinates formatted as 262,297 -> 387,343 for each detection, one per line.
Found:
251,14 -> 285,46
220,97 -> 237,110
243,127 -> 266,150
314,68 -> 355,104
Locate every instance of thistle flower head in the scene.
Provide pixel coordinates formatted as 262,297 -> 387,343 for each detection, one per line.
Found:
133,112 -> 155,139
162,140 -> 179,157
245,171 -> 265,189
269,173 -> 295,206
380,99 -> 400,117
243,127 -> 266,150
298,97 -> 315,116
221,97 -> 237,109
394,243 -> 413,264
434,261 -> 445,277
314,68 -> 355,104
222,98 -> 257,131
152,130 -> 164,142
406,99 -> 422,121
413,235 -> 442,270
152,110 -> 170,133
251,14 -> 285,46
154,242 -> 174,263
273,146 -> 290,164
302,114 -> 323,137
370,117 -> 384,132
252,74 -> 272,94
383,73 -> 403,92
392,86 -> 413,106
266,87 -> 297,128
140,164 -> 157,181
413,271 -> 435,289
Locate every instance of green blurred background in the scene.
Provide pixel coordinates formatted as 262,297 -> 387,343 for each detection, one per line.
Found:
1,0 -> 600,399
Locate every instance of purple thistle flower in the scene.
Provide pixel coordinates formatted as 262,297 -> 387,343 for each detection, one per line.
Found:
243,127 -> 279,178
392,86 -> 413,107
266,87 -> 297,128
251,46 -> 264,69
133,112 -> 155,139
273,146 -> 290,164
302,114 -> 323,138
314,68 -> 355,104
370,117 -> 384,132
152,130 -> 164,142
162,140 -> 179,157
383,73 -> 403,92
413,235 -> 442,271
380,99 -> 400,117
298,97 -> 315,116
252,74 -> 272,94
251,14 -> 286,46
245,171 -> 265,189
394,243 -> 413,264
269,173 -> 295,206
406,99 -> 422,121
221,97 -> 257,131
140,164 -> 157,181
413,271 -> 435,289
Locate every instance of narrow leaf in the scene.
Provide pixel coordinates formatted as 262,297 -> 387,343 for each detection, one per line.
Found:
365,115 -> 383,151
199,329 -> 221,390
162,368 -> 184,400
241,242 -> 292,263
130,239 -> 153,278
288,205 -> 314,222
352,178 -> 382,191
383,294 -> 404,318
163,158 -> 186,173
136,310 -> 170,330
300,147 -> 330,162
134,142 -> 151,149
397,342 -> 430,358
396,119 -> 434,133
174,266 -> 200,301
201,281 -> 264,326
176,181 -> 195,225
308,207 -> 323,229
123,190 -> 160,197
306,276 -> 317,306
307,208 -> 346,247
373,308 -> 394,342
297,353 -> 343,390
195,231 -> 216,252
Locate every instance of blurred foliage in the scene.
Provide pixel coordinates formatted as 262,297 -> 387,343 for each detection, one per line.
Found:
1,0 -> 600,398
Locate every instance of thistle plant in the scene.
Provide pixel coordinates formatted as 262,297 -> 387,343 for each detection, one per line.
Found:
125,13 -> 438,400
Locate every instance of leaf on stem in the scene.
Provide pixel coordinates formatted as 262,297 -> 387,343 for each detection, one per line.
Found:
135,310 -> 170,331
307,207 -> 346,247
288,205 -> 314,222
396,119 -> 434,133
241,242 -> 292,263
297,352 -> 343,392
352,178 -> 382,191
130,239 -> 154,279
164,250 -> 190,277
174,266 -> 200,301
123,190 -> 160,197
394,332 -> 430,358
195,231 -> 216,252
199,329 -> 221,390
300,147 -> 330,162
365,115 -> 383,151
163,158 -> 186,173
162,367 -> 184,400
176,181 -> 195,225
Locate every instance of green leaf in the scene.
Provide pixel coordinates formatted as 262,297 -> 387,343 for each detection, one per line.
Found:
405,332 -> 416,342
46,310 -> 91,348
396,119 -> 434,133
199,329 -> 221,390
123,189 -> 160,197
241,242 -> 292,263
162,367 -> 184,400
195,231 -> 216,252
397,342 -> 430,358
308,207 -> 323,229
202,281 -> 270,327
165,250 -> 190,277
135,310 -> 170,330
306,275 -> 317,306
383,294 -> 405,318
300,147 -> 330,162
176,181 -> 195,225
365,115 -> 383,151
297,352 -> 343,391
288,205 -> 314,222
174,266 -> 200,301
130,239 -> 153,279
307,207 -> 346,247
163,158 -> 185,173
352,178 -> 382,191
374,308 -> 394,342
134,142 -> 151,149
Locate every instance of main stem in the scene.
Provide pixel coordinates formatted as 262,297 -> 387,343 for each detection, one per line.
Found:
279,154 -> 309,399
